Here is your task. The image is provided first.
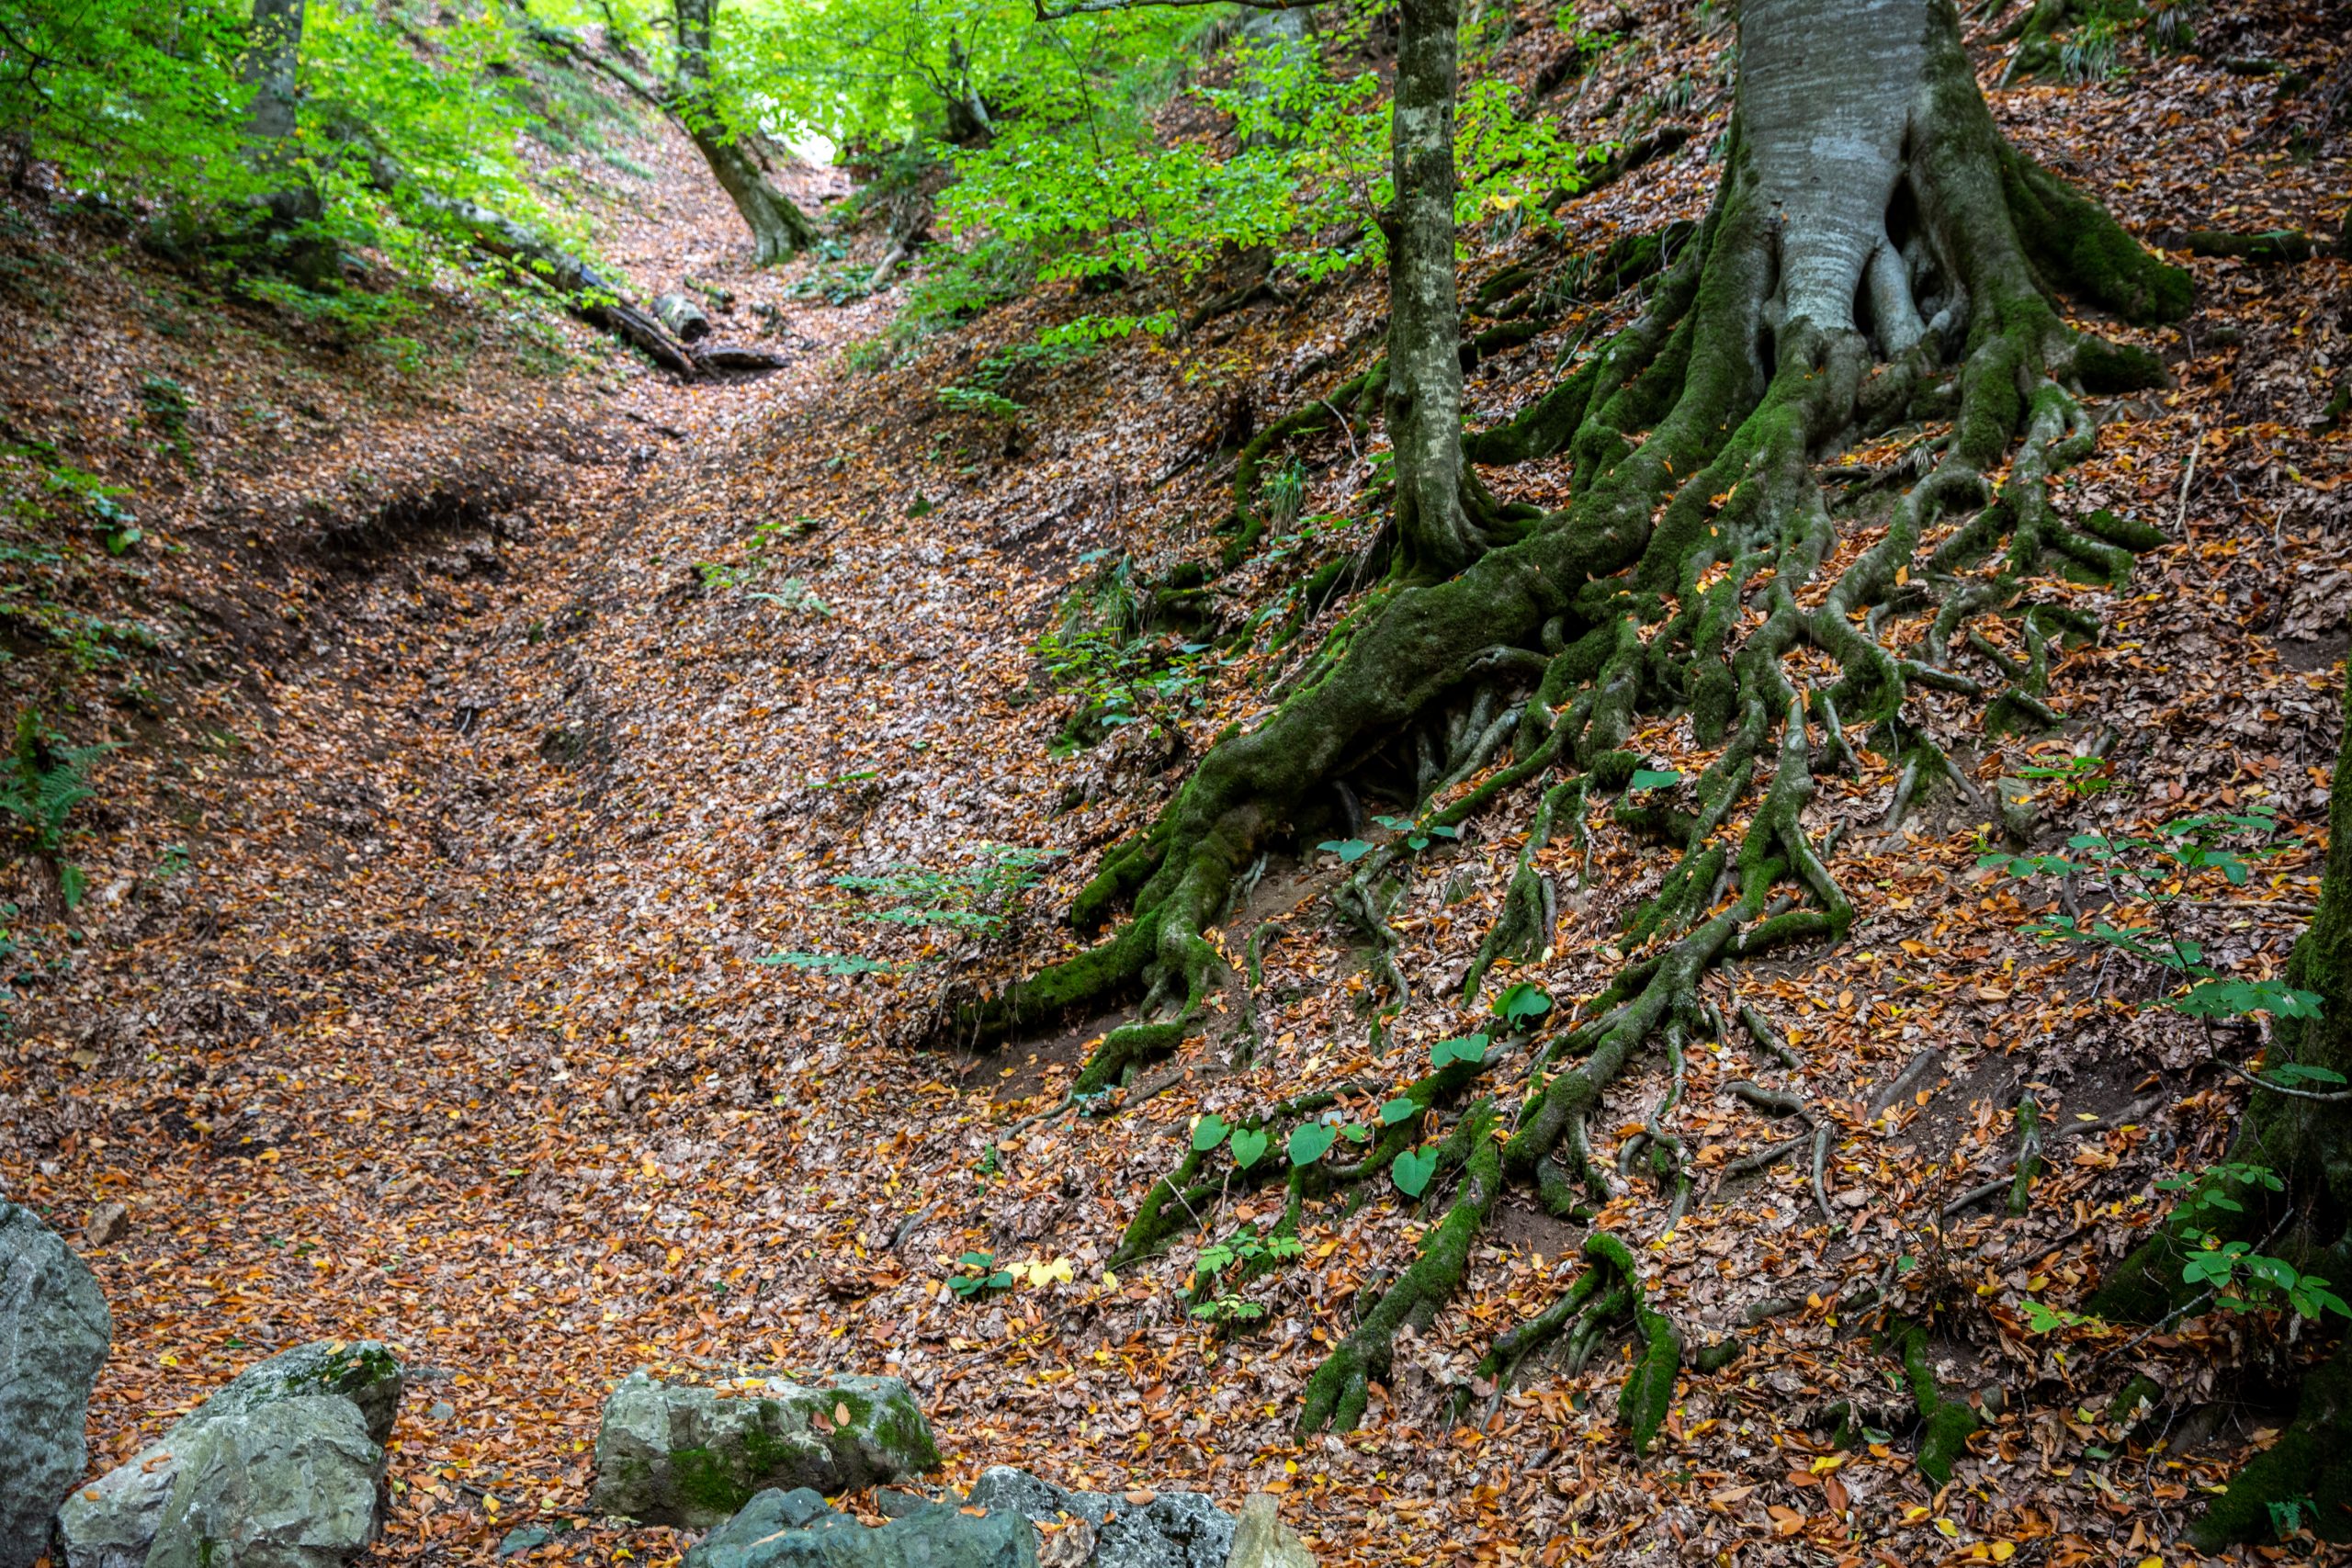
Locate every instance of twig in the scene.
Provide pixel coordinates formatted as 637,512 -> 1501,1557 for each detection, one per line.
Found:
2174,422 -> 2200,536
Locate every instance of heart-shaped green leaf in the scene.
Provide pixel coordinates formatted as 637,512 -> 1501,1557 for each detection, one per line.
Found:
1629,767 -> 1681,791
1431,1032 -> 1489,1068
1192,1113 -> 1231,1152
1392,1146 -> 1438,1198
1317,838 -> 1374,863
1339,1122 -> 1369,1144
1288,1122 -> 1338,1167
1378,1096 -> 1418,1125
1496,983 -> 1554,1027
1228,1126 -> 1270,1169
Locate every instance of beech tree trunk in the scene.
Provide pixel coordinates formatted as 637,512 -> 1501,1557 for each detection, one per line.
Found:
672,0 -> 817,265
1385,0 -> 1474,580
243,0 -> 329,278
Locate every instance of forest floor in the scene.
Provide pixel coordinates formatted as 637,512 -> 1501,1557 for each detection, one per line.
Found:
3,2 -> 2351,1564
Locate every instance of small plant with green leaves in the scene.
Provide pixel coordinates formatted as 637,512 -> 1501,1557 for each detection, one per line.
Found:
2060,14 -> 2124,83
945,1250 -> 1015,1299
753,950 -> 900,977
695,518 -> 820,600
2157,1164 -> 2352,1321
936,385 -> 1024,424
1371,813 -> 1463,853
139,373 -> 192,458
1985,806 -> 2346,1331
831,843 -> 1063,939
1978,805 -> 2321,1035
0,710 -> 108,908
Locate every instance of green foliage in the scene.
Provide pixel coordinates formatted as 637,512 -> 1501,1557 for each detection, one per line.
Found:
0,710 -> 108,908
1035,553 -> 1226,746
2019,1300 -> 2100,1334
1390,1145 -> 1437,1198
698,518 -> 824,599
936,384 -> 1023,423
1493,983 -> 1552,1028
1192,1113 -> 1231,1152
1287,1121 -> 1338,1167
1,0 -> 603,326
2060,15 -> 2124,83
1627,768 -> 1681,792
1228,1125 -> 1269,1169
831,843 -> 1061,937
946,1250 -> 1015,1298
939,30 -> 1593,301
1317,838 -> 1374,863
1978,806 -> 2322,1034
754,950 -> 899,976
1372,813 -> 1461,853
1430,1032 -> 1489,1068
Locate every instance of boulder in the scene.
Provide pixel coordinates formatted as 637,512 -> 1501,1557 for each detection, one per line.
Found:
956,1473 -> 1230,1568
1091,1494 -> 1231,1568
963,1470 -> 1109,1528
1221,1496 -> 1313,1568
684,1492 -> 1035,1568
55,1339 -> 402,1568
592,1371 -> 941,1529
141,1399 -> 384,1568
0,1199 -> 113,1568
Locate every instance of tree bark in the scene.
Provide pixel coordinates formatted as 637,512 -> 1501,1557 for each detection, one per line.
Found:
243,0 -> 329,277
672,0 -> 818,265
1385,0 -> 1474,580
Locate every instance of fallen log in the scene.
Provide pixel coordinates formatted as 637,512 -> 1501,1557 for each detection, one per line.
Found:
691,343 -> 792,374
367,156 -> 699,376
652,292 -> 712,342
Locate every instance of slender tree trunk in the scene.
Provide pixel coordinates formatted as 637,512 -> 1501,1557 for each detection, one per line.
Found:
671,0 -> 817,265
1385,0 -> 1473,580
243,0 -> 317,227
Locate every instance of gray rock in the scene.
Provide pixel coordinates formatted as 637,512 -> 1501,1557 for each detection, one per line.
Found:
55,1339 -> 401,1568
141,1399 -> 383,1568
957,1474 -> 1228,1568
686,1497 -> 1035,1568
0,1199 -> 112,1568
1114,1495 -> 1232,1568
1221,1495 -> 1313,1568
496,1527 -> 556,1557
962,1470 -> 1109,1529
592,1371 -> 941,1529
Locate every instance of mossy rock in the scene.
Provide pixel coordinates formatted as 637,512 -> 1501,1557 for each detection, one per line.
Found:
591,1370 -> 942,1529
56,1338 -> 402,1568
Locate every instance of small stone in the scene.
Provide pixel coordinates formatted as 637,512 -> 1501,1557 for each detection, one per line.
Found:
496,1527 -> 555,1557
428,1401 -> 456,1422
83,1203 -> 130,1249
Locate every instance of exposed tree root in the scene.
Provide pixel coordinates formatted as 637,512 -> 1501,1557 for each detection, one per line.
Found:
1463,1231 -> 1684,1452
947,0 -> 2194,1464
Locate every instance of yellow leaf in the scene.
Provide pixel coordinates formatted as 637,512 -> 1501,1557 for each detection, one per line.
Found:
1936,1518 -> 1960,1538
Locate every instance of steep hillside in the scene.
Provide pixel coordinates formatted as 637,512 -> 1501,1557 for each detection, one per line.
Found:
2,0 -> 2349,1563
